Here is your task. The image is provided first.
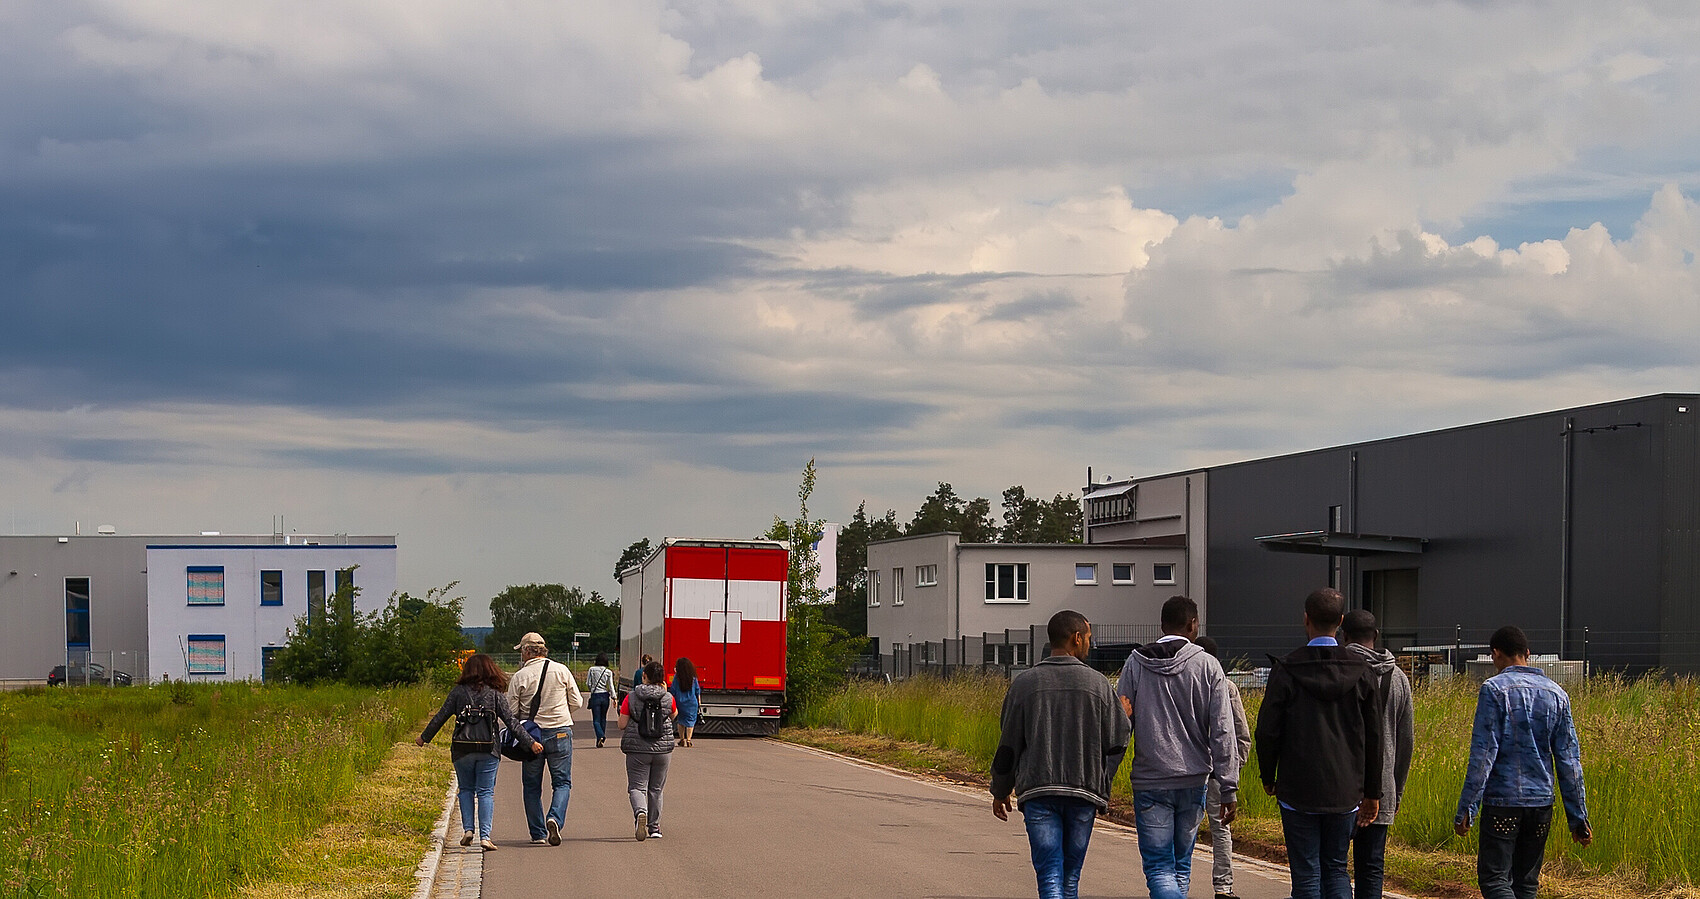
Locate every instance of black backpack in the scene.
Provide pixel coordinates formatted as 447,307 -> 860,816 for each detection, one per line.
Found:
452,702 -> 499,756
635,692 -> 669,741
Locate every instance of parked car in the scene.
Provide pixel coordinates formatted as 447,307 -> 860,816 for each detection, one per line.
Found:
48,663 -> 133,686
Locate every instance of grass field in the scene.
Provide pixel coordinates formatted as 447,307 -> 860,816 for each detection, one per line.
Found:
795,670 -> 1700,895
0,680 -> 441,899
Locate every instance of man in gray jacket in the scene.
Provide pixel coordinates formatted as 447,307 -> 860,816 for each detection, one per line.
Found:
1117,596 -> 1240,899
992,610 -> 1131,899
1343,610 -> 1414,899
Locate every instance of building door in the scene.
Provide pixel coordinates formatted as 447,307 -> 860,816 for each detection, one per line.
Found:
1363,568 -> 1419,652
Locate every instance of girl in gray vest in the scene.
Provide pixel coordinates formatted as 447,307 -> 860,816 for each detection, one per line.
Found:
618,660 -> 678,840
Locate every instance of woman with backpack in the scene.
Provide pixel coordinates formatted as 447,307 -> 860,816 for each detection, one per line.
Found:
586,652 -> 616,748
417,653 -> 543,851
618,659 -> 678,841
668,656 -> 701,747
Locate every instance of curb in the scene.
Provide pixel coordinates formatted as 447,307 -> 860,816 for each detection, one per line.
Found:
411,777 -> 458,899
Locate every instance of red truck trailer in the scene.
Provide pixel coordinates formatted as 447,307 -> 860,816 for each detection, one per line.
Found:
618,538 -> 788,735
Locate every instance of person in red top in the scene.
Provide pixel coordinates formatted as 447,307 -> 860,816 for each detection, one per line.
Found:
618,660 -> 678,840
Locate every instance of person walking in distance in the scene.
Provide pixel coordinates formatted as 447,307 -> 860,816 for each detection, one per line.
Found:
669,657 -> 702,747
1455,625 -> 1591,899
991,610 -> 1130,899
586,652 -> 616,749
1116,596 -> 1239,899
416,653 -> 542,852
1195,637 -> 1251,899
1255,588 -> 1382,899
620,659 -> 678,840
1342,609 -> 1414,899
507,632 -> 584,846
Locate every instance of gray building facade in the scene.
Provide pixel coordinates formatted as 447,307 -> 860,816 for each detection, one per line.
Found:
866,532 -> 1184,670
1084,393 -> 1700,673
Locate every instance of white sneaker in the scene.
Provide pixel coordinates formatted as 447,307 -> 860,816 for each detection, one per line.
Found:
648,829 -> 663,839
635,810 -> 648,841
546,817 -> 561,846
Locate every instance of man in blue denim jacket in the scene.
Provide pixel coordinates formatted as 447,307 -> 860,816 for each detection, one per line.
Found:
1454,625 -> 1592,899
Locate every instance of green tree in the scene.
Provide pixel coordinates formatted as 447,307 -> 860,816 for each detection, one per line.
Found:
269,570 -> 363,684
1036,491 -> 1084,543
766,459 -> 865,717
614,538 -> 652,583
1000,486 -> 1083,543
485,583 -> 583,651
541,590 -> 621,657
349,583 -> 468,685
832,501 -> 901,637
907,482 -> 997,542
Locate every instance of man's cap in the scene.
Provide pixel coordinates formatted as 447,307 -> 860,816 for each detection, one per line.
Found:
515,632 -> 547,650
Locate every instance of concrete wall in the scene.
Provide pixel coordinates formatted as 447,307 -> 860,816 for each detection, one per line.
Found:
146,543 -> 397,682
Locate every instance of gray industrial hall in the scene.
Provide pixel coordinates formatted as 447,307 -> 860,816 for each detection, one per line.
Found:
1084,393 -> 1700,674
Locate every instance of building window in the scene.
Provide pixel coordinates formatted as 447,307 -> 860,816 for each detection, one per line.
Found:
261,646 -> 281,682
985,563 -> 1029,603
916,564 -> 938,587
892,568 -> 904,605
1153,563 -> 1176,586
260,570 -> 283,606
335,567 -> 354,597
65,577 -> 91,649
984,643 -> 1030,666
308,570 -> 327,628
868,569 -> 880,607
1112,563 -> 1134,584
187,566 -> 225,606
1087,489 -> 1135,524
1075,563 -> 1097,585
186,634 -> 227,675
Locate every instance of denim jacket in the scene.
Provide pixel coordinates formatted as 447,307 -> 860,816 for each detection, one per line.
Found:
1455,666 -> 1589,834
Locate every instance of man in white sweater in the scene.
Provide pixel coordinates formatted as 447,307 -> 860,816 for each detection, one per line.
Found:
508,632 -> 584,845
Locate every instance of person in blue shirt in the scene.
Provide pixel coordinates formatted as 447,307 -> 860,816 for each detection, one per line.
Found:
1455,625 -> 1592,899
669,656 -> 703,746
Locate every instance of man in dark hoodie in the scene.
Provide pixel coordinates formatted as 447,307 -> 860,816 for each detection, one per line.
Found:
1254,588 -> 1383,899
1115,595 -> 1239,899
992,610 -> 1131,899
1342,609 -> 1414,899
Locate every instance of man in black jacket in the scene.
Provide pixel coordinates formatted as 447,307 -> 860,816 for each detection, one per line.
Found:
1254,588 -> 1383,899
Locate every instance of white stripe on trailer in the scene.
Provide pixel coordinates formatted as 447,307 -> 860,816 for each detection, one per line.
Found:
667,578 -> 785,621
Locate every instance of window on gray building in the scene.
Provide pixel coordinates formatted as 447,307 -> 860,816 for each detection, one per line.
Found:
65,577 -> 91,650
1112,563 -> 1134,584
1153,563 -> 1176,585
892,568 -> 904,605
868,569 -> 880,606
1075,563 -> 1097,585
261,570 -> 283,607
985,563 -> 1029,602
187,566 -> 225,606
916,564 -> 938,586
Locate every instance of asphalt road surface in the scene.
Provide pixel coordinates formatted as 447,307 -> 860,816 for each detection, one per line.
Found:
479,710 -> 1298,899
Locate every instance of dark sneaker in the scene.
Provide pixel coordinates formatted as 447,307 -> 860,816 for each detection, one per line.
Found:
1215,893 -> 1240,899
635,810 -> 648,841
460,831 -> 474,847
546,817 -> 561,846
648,829 -> 663,839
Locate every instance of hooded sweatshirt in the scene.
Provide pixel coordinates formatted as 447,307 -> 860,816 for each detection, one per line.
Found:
1346,642 -> 1415,825
1115,638 -> 1239,803
1254,644 -> 1384,814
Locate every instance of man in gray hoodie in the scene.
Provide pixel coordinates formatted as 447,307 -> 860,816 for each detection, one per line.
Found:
992,610 -> 1131,899
1116,596 -> 1240,899
1343,610 -> 1414,899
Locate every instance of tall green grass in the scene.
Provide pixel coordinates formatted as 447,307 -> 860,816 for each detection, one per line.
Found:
0,681 -> 438,898
800,671 -> 1700,886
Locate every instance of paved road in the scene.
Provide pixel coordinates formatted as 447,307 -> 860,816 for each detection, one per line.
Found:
475,710 -> 1298,899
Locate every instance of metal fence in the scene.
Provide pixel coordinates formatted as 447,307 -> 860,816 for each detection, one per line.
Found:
878,623 -> 1163,680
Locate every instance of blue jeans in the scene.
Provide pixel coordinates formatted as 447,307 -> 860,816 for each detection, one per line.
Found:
451,752 -> 499,840
1021,797 -> 1096,899
1476,805 -> 1551,899
589,693 -> 611,741
1280,807 -> 1356,899
1354,821 -> 1390,899
521,730 -> 573,839
1133,786 -> 1207,899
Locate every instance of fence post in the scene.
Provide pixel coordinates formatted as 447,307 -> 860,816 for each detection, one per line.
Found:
1582,627 -> 1590,678
1454,624 -> 1463,674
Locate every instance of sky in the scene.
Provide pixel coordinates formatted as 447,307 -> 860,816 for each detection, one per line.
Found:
3,1 -> 1698,625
